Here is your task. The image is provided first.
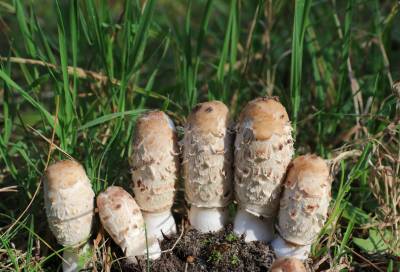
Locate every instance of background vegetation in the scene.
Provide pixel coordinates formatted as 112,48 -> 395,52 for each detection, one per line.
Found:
0,0 -> 399,271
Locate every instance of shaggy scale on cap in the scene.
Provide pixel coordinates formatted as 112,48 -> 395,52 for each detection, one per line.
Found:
234,97 -> 294,218
131,110 -> 179,213
277,154 -> 331,245
183,101 -> 234,208
43,160 -> 94,247
97,186 -> 160,261
270,258 -> 306,272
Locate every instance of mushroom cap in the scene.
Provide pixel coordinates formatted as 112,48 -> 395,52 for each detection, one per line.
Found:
43,160 -> 94,247
270,258 -> 306,272
183,101 -> 234,208
97,186 -> 155,258
234,97 -> 294,217
186,101 -> 230,135
238,97 -> 289,140
131,111 -> 179,213
277,154 -> 331,245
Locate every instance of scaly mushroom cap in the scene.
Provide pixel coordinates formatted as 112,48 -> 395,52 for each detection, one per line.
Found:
271,258 -> 306,272
277,154 -> 331,245
43,160 -> 95,247
234,97 -> 294,217
131,111 -> 179,213
97,186 -> 155,258
183,101 -> 234,208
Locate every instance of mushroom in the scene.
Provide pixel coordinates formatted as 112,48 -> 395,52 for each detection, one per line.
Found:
271,154 -> 331,260
43,160 -> 95,272
130,110 -> 179,240
97,186 -> 161,263
183,101 -> 234,232
234,97 -> 294,242
270,258 -> 306,272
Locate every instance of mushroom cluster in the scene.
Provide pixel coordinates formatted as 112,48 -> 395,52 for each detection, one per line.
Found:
43,97 -> 332,271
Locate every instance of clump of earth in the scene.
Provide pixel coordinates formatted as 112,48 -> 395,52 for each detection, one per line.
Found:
123,225 -> 275,272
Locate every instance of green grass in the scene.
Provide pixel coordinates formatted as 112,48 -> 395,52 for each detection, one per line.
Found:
0,0 -> 399,271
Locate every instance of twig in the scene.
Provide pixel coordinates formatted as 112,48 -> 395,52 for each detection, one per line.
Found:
328,149 -> 362,176
0,56 -> 183,111
347,246 -> 384,272
27,125 -> 74,161
161,225 -> 185,254
0,186 -> 17,193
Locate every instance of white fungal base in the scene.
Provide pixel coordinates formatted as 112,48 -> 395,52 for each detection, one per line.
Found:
143,210 -> 177,240
233,208 -> 275,242
188,206 -> 229,233
271,235 -> 311,260
125,240 -> 162,264
62,244 -> 91,272
144,240 -> 162,261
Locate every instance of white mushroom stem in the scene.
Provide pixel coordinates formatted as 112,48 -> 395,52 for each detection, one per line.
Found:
142,210 -> 176,240
233,208 -> 275,242
188,206 -> 229,233
271,236 -> 311,260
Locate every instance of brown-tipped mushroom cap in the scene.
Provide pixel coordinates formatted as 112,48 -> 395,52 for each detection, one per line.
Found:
238,97 -> 289,140
277,154 -> 331,245
97,186 -> 152,258
271,258 -> 306,272
131,111 -> 179,213
43,160 -> 94,247
183,101 -> 234,207
235,97 -> 294,217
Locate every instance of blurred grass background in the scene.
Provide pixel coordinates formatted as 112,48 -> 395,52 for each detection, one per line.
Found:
0,0 -> 399,271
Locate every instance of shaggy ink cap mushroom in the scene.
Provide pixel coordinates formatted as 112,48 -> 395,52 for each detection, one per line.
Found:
272,154 -> 331,260
270,258 -> 307,272
233,97 -> 294,242
43,160 -> 95,272
97,186 -> 161,263
131,110 -> 179,240
183,101 -> 234,232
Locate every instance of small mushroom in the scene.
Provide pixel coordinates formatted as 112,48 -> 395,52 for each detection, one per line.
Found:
130,111 -> 179,240
270,258 -> 306,272
271,154 -> 331,260
43,160 -> 95,272
234,97 -> 294,242
183,101 -> 234,232
97,186 -> 161,263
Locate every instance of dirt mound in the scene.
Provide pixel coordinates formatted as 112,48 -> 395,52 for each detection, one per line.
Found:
124,225 -> 275,272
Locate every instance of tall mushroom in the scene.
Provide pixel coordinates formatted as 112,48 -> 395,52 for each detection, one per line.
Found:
183,101 -> 234,232
97,186 -> 161,263
130,110 -> 179,240
234,97 -> 294,242
271,154 -> 331,260
270,258 -> 306,272
43,160 -> 95,272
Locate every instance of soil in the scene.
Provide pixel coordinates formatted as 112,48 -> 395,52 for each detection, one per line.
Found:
122,225 -> 275,272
